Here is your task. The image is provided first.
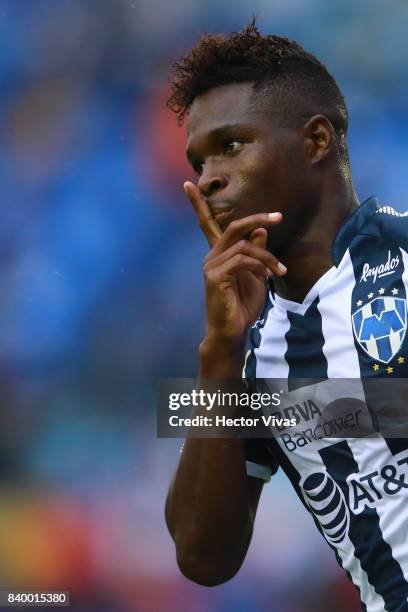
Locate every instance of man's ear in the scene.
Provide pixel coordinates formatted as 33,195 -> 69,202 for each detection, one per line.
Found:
303,114 -> 335,164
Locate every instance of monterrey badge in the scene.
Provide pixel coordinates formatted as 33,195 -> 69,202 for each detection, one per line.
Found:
352,296 -> 407,363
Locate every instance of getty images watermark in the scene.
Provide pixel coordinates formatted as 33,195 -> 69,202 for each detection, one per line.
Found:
157,379 -> 315,438
167,388 -> 296,430
157,378 -> 408,439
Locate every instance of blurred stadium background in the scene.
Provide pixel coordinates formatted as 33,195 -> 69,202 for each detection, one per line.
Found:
1,1 -> 407,610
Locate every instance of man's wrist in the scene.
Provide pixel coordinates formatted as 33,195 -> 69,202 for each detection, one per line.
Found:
199,335 -> 246,378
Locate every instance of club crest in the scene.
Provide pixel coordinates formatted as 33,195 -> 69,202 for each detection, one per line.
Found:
352,296 -> 407,363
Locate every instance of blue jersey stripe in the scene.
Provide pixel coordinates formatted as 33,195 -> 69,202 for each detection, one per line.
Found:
273,438 -> 366,606
349,237 -> 407,376
284,296 -> 328,385
320,441 -> 408,611
348,239 -> 408,457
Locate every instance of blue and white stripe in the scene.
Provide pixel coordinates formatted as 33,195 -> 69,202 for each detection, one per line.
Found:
244,197 -> 408,611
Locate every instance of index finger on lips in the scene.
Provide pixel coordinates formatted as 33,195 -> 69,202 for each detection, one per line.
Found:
211,211 -> 283,255
184,181 -> 223,247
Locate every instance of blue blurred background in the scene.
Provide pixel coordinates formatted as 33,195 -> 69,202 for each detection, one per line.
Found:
0,1 -> 407,610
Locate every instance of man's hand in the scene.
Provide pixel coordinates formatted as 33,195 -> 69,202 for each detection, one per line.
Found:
184,181 -> 287,346
165,182 -> 277,586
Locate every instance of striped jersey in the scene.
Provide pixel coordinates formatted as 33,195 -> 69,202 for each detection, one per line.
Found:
244,197 -> 408,612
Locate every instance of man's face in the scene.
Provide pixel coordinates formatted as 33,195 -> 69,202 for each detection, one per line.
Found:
186,82 -> 314,250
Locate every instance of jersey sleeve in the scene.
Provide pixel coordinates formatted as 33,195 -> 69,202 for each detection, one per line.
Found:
244,438 -> 279,482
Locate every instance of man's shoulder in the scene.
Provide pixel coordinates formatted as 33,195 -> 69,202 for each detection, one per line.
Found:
333,198 -> 408,265
370,203 -> 408,248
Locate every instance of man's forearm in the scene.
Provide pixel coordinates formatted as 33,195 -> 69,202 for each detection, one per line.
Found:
165,343 -> 256,585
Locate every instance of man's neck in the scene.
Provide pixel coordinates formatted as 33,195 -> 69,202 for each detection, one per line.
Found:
272,183 -> 359,303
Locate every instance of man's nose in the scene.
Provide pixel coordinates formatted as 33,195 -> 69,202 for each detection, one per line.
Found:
198,171 -> 228,198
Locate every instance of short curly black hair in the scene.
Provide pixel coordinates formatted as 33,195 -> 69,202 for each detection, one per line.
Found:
167,20 -> 348,146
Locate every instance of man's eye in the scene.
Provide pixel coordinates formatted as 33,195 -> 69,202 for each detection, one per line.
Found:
194,162 -> 204,175
225,140 -> 244,154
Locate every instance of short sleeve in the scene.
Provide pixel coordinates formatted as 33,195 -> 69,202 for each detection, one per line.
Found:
245,438 -> 279,483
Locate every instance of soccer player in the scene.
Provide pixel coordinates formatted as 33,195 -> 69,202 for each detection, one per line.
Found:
165,22 -> 408,611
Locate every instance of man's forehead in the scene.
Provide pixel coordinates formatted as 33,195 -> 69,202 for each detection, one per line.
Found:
187,82 -> 261,135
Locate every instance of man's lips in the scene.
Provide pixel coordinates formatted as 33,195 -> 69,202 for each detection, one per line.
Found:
209,204 -> 235,224
212,208 -> 234,223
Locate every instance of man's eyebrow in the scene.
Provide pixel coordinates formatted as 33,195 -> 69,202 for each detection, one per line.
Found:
186,123 -> 253,163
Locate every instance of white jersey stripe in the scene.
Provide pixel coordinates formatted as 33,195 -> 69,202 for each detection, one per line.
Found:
255,295 -> 290,379
315,249 -> 386,609
279,441 -> 386,612
401,248 -> 408,298
244,199 -> 408,610
318,249 -> 361,378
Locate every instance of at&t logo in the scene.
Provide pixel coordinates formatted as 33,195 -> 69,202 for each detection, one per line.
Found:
301,471 -> 350,544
